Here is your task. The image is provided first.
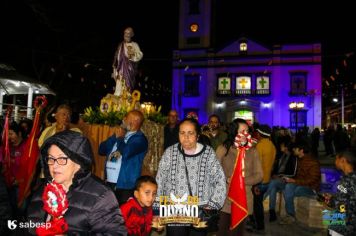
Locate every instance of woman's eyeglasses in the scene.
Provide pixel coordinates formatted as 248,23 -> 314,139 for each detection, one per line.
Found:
46,156 -> 69,165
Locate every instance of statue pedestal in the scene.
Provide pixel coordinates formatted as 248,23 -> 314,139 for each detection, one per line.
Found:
100,90 -> 141,113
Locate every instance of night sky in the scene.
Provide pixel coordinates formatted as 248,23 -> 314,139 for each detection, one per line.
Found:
1,0 -> 355,113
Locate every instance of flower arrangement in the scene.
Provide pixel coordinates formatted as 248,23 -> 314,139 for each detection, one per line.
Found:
36,181 -> 69,235
82,105 -> 167,126
141,103 -> 166,124
82,106 -> 127,126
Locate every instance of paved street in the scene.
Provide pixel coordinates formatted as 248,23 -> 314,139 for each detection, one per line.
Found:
243,215 -> 327,236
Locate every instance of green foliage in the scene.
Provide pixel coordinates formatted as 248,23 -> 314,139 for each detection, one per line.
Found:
82,106 -> 126,126
82,106 -> 167,125
145,111 -> 167,124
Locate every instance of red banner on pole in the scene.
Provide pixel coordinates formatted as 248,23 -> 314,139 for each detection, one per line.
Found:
17,96 -> 47,207
228,147 -> 248,229
228,130 -> 252,229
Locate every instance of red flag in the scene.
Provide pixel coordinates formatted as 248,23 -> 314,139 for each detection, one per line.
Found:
17,96 -> 47,207
228,147 -> 248,229
1,107 -> 13,187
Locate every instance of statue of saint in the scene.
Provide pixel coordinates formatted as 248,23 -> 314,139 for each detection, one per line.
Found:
112,27 -> 143,96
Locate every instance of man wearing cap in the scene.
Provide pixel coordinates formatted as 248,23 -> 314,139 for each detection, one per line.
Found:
251,124 -> 276,232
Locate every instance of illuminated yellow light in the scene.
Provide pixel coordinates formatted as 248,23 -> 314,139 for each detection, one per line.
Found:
190,24 -> 199,32
289,101 -> 304,109
240,42 -> 248,51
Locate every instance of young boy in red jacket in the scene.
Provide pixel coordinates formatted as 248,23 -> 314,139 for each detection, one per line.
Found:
120,175 -> 157,236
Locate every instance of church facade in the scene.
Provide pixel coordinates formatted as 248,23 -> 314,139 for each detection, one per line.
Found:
171,0 -> 322,130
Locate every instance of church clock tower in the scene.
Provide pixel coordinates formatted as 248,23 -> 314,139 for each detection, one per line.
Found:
178,0 -> 212,49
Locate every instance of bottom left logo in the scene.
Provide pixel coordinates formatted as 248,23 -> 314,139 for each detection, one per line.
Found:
7,220 -> 51,230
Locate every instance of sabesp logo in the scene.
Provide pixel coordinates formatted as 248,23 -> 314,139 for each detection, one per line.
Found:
7,220 -> 51,230
8,220 -> 17,230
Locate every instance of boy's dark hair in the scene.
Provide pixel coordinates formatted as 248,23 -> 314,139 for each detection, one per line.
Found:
293,140 -> 311,154
279,136 -> 292,151
134,175 -> 157,191
337,149 -> 356,169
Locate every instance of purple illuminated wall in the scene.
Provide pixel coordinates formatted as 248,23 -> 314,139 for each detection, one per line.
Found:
172,42 -> 322,128
174,0 -> 321,128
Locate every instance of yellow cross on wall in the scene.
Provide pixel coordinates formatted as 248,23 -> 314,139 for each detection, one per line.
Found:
239,78 -> 247,89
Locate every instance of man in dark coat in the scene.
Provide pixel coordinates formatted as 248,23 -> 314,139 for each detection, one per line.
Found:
163,110 -> 179,150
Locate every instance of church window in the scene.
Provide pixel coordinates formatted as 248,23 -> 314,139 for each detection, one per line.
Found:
290,72 -> 307,95
184,74 -> 200,96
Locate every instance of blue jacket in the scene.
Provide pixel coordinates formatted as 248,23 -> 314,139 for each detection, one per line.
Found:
99,131 -> 148,189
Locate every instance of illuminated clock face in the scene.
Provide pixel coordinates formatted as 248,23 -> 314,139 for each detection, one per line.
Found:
190,23 -> 199,32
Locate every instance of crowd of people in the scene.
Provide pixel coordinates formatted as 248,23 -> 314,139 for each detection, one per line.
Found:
0,26 -> 355,235
0,104 -> 354,235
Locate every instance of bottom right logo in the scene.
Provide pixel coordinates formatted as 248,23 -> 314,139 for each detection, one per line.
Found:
322,204 -> 346,226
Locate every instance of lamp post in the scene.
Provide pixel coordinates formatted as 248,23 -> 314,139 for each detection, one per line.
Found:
289,101 -> 305,133
341,86 -> 344,126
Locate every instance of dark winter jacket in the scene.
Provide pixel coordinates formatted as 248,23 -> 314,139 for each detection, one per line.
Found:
271,152 -> 297,177
163,124 -> 179,150
294,153 -> 321,191
27,130 -> 127,235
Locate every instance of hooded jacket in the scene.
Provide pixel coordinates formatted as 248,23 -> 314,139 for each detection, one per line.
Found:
27,130 -> 127,235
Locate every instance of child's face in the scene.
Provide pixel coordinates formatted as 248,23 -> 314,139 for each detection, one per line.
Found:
134,182 -> 157,208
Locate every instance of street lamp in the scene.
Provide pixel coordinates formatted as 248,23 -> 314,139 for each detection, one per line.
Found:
289,101 -> 305,133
